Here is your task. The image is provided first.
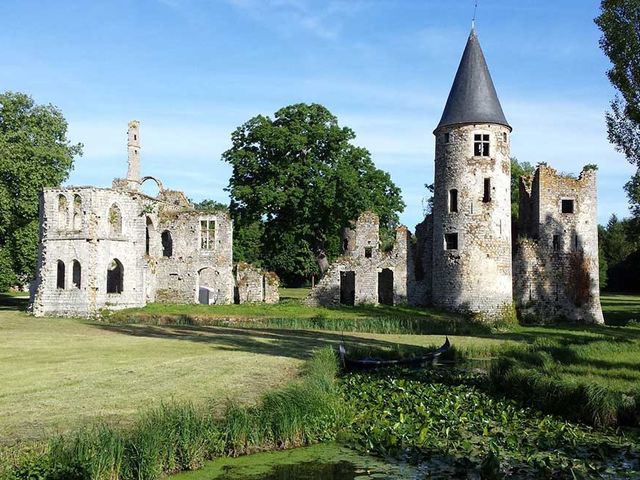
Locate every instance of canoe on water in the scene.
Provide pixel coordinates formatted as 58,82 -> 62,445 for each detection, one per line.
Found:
338,337 -> 451,370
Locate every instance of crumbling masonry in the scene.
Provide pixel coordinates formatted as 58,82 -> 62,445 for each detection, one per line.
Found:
30,121 -> 278,317
307,29 -> 604,323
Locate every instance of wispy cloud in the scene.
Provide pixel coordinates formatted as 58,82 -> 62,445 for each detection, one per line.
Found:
224,0 -> 369,40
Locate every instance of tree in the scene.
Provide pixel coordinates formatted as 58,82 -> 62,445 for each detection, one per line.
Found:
510,157 -> 535,221
599,214 -> 640,292
595,1 -> 640,224
191,199 -> 229,212
0,92 -> 82,290
223,103 -> 405,286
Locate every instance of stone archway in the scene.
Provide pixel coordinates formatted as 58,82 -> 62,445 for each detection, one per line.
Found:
198,267 -> 218,304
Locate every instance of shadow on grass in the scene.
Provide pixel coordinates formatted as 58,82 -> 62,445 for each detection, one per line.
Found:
0,293 -> 28,312
94,322 -> 448,362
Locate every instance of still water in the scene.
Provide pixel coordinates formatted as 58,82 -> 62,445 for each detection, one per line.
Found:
171,443 -> 418,480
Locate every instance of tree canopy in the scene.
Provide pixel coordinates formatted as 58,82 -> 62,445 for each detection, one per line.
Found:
595,0 -> 640,224
223,103 -> 405,286
599,214 -> 640,292
0,92 -> 82,290
510,157 -> 535,221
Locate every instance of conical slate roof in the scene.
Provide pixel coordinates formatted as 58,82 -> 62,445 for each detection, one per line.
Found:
436,29 -> 510,131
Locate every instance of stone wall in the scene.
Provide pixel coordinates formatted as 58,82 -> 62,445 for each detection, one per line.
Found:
305,212 -> 413,307
235,263 -> 280,304
514,166 -> 604,323
431,123 -> 513,316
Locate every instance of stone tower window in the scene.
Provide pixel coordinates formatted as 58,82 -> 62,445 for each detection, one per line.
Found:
107,259 -> 124,294
561,199 -> 575,214
56,260 -> 65,289
72,260 -> 81,289
58,194 -> 68,229
502,132 -> 508,142
483,178 -> 492,203
365,247 -> 373,258
445,233 -> 459,250
553,235 -> 560,252
573,234 -> 579,252
162,230 -> 173,257
444,132 -> 451,144
200,219 -> 216,250
449,189 -> 458,213
474,134 -> 490,156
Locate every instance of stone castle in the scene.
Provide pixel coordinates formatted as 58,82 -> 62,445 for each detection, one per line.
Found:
307,29 -> 604,324
29,121 -> 279,317
30,28 -> 603,323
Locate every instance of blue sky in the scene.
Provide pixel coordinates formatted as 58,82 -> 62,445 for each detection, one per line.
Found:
1,0 -> 634,227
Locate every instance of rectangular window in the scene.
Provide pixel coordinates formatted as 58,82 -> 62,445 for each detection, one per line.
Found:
502,132 -> 508,142
574,234 -> 579,251
483,178 -> 492,203
553,235 -> 560,252
474,134 -> 490,156
200,219 -> 216,250
561,199 -> 575,214
444,132 -> 450,144
364,247 -> 373,258
449,189 -> 458,213
445,233 -> 459,250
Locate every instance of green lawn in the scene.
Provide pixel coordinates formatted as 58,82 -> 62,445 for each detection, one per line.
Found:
1,292 -> 639,442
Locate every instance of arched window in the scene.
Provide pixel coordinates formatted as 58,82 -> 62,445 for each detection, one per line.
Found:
106,259 -> 123,294
58,195 -> 68,229
145,217 -> 153,255
72,195 -> 83,230
161,230 -> 173,257
56,260 -> 65,289
72,260 -> 81,289
108,204 -> 122,236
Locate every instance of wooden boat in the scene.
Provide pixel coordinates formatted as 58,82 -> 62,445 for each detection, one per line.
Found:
338,337 -> 451,370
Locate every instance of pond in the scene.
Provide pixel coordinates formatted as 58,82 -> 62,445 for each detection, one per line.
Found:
171,443 -> 419,480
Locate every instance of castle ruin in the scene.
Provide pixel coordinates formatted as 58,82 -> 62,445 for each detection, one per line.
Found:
29,121 -> 279,317
307,29 -> 604,324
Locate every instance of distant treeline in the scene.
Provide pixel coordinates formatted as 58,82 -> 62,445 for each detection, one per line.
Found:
599,215 -> 640,293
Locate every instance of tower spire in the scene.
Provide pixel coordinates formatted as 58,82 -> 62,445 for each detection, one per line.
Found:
436,28 -> 510,131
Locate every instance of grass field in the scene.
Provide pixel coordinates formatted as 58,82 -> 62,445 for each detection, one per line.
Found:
1,291 -> 639,443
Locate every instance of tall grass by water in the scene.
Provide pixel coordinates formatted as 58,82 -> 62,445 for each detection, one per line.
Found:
1,348 -> 347,480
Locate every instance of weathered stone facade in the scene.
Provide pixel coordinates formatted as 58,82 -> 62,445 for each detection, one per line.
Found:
305,212 -> 414,307
431,123 -> 513,315
30,121 -> 278,317
235,262 -> 280,304
513,166 -> 604,323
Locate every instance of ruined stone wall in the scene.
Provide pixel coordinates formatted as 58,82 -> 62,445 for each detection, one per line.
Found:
30,187 -> 151,316
409,216 -> 433,306
431,123 -> 513,316
154,209 -> 234,305
514,166 -> 604,323
305,212 -> 412,307
234,263 -> 280,304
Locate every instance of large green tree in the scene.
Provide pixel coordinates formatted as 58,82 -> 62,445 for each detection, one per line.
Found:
223,103 -> 405,286
595,1 -> 640,223
510,157 -> 535,221
0,92 -> 82,290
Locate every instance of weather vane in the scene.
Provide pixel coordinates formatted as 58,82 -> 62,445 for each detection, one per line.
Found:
472,0 -> 478,29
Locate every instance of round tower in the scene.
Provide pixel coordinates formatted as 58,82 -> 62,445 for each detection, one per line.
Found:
431,28 -> 513,317
127,120 -> 141,190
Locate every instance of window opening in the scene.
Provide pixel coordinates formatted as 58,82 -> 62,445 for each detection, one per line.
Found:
377,269 -> 394,306
449,189 -> 458,213
574,234 -> 579,251
483,178 -> 492,203
108,204 -> 122,236
56,260 -> 65,289
365,247 -> 373,258
444,132 -> 450,144
58,195 -> 68,229
200,219 -> 216,249
72,260 -> 81,289
503,132 -> 508,142
162,230 -> 173,257
445,233 -> 459,250
553,235 -> 560,252
562,199 -> 574,214
474,134 -> 490,156
340,271 -> 356,306
107,259 -> 123,294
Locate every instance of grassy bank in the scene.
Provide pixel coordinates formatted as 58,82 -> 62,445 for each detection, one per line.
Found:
1,348 -> 348,480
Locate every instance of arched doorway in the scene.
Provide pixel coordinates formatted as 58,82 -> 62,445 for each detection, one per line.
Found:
107,259 -> 124,294
198,267 -> 217,304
